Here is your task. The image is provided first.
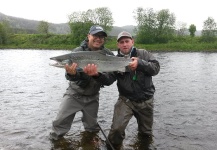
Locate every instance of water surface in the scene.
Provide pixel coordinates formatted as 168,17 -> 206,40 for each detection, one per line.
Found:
0,50 -> 217,150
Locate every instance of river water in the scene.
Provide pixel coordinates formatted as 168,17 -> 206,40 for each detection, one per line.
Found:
0,50 -> 217,150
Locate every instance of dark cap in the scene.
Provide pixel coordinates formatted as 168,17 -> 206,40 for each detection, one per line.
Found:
89,25 -> 107,37
117,31 -> 132,42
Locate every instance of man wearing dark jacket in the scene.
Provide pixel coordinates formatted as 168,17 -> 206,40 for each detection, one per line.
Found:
50,25 -> 113,141
85,31 -> 160,149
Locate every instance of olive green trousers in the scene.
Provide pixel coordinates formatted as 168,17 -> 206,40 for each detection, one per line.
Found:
108,96 -> 154,146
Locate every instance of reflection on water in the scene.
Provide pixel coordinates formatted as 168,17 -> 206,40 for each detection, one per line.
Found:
0,50 -> 217,150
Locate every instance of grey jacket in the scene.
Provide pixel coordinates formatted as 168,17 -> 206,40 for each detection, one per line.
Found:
65,40 -> 114,96
96,47 -> 160,102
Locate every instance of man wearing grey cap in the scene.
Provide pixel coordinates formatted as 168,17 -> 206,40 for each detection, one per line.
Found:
50,25 -> 113,143
85,31 -> 160,149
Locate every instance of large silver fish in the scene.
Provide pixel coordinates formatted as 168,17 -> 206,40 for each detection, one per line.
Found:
49,50 -> 131,72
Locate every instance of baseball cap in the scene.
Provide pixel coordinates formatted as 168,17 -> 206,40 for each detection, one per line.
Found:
89,25 -> 107,37
117,31 -> 132,42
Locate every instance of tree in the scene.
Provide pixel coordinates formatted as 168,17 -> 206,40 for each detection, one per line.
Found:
68,11 -> 94,44
134,8 -> 175,44
188,24 -> 196,37
68,7 -> 114,44
92,7 -> 114,32
176,21 -> 188,36
155,9 -> 176,43
0,22 -> 7,44
70,21 -> 94,45
134,7 -> 157,44
37,21 -> 49,35
201,17 -> 217,42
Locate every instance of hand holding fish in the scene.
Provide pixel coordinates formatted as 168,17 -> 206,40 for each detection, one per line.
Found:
83,64 -> 99,76
65,63 -> 78,75
129,57 -> 138,71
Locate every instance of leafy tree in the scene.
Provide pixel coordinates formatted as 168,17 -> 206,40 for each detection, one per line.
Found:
134,8 -> 175,44
0,22 -> 7,44
1,20 -> 13,34
37,21 -> 49,35
69,21 -> 93,45
176,21 -> 188,36
68,7 -> 114,44
93,7 -> 114,32
68,11 -> 94,44
155,9 -> 176,43
134,8 -> 157,44
201,17 -> 217,42
188,24 -> 196,37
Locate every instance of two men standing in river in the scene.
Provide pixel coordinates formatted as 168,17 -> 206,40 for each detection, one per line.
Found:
50,26 -> 160,150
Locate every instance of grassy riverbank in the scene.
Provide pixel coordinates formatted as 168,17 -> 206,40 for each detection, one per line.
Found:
136,43 -> 217,52
1,34 -> 217,52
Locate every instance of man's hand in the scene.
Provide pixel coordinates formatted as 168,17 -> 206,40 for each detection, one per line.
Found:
83,64 -> 99,76
129,57 -> 138,71
65,63 -> 77,75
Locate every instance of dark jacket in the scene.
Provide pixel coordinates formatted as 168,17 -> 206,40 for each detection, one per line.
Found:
96,47 -> 160,102
65,40 -> 114,96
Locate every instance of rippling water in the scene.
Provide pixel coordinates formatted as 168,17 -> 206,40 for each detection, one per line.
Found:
0,50 -> 217,150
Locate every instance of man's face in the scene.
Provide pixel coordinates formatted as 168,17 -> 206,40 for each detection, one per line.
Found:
117,37 -> 134,55
87,32 -> 106,50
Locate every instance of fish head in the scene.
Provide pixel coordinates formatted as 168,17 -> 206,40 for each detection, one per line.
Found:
49,53 -> 73,68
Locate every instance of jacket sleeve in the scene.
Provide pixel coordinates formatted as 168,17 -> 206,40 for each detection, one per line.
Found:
136,50 -> 160,76
65,71 -> 91,88
92,72 -> 117,86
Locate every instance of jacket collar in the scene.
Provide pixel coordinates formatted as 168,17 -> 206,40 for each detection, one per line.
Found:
117,47 -> 137,58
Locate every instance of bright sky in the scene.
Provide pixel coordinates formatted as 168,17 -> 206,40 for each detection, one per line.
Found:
0,0 -> 216,30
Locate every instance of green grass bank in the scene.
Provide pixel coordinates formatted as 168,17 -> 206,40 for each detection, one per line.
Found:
1,34 -> 217,52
